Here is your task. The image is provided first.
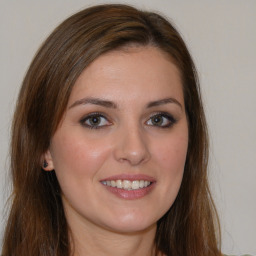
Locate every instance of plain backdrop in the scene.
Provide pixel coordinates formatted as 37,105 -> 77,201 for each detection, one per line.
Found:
0,1 -> 255,255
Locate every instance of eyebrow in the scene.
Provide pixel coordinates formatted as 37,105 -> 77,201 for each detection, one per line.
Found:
69,97 -> 117,109
146,97 -> 183,109
69,97 -> 182,110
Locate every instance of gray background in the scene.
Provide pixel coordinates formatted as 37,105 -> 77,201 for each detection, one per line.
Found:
1,1 -> 255,255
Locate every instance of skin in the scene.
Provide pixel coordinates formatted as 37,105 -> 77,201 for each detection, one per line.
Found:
44,46 -> 188,256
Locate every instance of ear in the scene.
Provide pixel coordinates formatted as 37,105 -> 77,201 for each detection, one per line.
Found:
41,149 -> 55,171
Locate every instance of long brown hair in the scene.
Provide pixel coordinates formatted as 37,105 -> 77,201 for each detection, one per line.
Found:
2,4 -> 221,256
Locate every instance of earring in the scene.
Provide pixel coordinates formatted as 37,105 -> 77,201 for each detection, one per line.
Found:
43,160 -> 48,168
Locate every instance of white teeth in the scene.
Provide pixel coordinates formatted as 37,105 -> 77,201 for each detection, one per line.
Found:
101,180 -> 152,190
132,180 -> 140,190
123,180 -> 131,189
116,180 -> 122,188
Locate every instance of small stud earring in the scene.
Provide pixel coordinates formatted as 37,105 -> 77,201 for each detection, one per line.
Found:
43,160 -> 48,168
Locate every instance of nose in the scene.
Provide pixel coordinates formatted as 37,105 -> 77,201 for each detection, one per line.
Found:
113,125 -> 151,166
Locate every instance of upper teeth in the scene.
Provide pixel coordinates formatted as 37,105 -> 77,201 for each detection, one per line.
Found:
101,180 -> 151,190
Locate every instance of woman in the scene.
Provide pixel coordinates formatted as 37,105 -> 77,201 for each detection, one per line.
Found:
2,4 -> 222,256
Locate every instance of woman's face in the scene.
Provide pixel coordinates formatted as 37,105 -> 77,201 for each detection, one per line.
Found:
45,46 -> 188,233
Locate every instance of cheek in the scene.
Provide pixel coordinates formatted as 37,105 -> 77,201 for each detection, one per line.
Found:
155,133 -> 188,174
147,130 -> 188,218
50,131 -> 112,179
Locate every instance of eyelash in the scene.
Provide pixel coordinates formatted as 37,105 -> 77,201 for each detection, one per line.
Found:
79,112 -> 177,129
147,112 -> 177,128
80,112 -> 110,129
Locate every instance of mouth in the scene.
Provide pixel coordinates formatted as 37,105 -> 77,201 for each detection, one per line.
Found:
100,174 -> 156,200
101,180 -> 152,190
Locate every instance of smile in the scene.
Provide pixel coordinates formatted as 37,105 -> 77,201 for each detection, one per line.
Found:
101,180 -> 152,190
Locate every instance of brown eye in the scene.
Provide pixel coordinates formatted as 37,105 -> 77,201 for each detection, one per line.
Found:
146,113 -> 177,128
80,114 -> 110,129
88,116 -> 101,126
151,115 -> 164,126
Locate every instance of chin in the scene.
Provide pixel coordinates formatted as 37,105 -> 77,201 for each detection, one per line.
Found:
101,212 -> 158,234
107,222 -> 156,234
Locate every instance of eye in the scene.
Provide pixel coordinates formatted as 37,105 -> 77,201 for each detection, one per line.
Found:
80,113 -> 111,129
146,113 -> 176,128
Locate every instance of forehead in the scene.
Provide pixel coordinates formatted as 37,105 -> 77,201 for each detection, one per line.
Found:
68,46 -> 184,107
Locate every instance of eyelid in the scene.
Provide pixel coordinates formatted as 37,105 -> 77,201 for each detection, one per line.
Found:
79,112 -> 112,129
146,112 -> 177,128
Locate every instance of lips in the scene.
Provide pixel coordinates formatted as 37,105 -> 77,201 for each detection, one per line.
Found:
100,174 -> 156,200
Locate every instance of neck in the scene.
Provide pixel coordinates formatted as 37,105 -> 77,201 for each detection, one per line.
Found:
66,211 -> 158,256
71,226 -> 157,256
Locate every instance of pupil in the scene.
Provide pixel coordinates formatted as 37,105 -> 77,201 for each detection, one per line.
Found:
90,117 -> 100,125
153,116 -> 162,125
